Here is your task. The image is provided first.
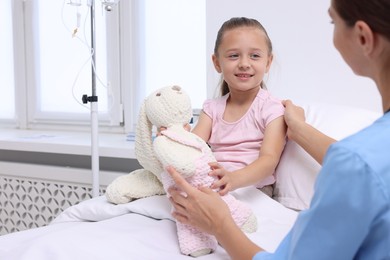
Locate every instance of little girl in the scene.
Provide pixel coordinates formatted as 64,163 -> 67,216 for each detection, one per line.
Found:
193,17 -> 286,197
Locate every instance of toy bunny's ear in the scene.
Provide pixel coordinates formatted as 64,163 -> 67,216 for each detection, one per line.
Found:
135,100 -> 163,181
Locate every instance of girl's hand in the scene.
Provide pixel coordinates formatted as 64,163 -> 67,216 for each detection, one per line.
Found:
156,126 -> 167,137
208,162 -> 235,196
167,166 -> 232,235
156,123 -> 191,136
183,123 -> 191,132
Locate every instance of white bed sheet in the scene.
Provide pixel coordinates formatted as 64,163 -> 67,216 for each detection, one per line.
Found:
0,187 -> 297,260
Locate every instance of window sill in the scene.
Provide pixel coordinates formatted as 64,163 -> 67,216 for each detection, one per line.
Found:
0,129 -> 135,159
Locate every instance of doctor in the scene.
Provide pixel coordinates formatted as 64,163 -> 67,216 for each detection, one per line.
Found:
167,0 -> 390,259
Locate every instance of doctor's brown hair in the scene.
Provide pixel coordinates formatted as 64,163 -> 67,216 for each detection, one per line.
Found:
332,0 -> 390,40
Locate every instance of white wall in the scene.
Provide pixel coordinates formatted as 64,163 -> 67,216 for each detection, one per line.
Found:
206,0 -> 382,113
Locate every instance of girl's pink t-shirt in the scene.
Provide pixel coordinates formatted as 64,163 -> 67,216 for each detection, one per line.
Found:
202,89 -> 285,188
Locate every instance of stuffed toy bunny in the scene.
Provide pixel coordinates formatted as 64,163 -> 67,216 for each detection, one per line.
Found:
105,85 -> 257,257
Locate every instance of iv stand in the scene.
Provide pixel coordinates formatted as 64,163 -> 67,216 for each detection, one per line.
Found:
82,0 -> 100,198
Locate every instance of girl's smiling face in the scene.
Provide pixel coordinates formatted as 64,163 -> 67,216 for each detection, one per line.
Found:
212,26 -> 273,94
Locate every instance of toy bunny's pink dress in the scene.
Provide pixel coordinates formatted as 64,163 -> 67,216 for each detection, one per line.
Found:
155,127 -> 256,256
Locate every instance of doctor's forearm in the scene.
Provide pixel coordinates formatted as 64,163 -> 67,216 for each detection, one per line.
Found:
289,121 -> 336,165
214,216 -> 263,260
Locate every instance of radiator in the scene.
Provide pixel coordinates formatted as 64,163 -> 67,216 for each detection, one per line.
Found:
0,162 -> 122,236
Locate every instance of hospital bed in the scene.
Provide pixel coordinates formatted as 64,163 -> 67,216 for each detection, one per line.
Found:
0,103 -> 380,259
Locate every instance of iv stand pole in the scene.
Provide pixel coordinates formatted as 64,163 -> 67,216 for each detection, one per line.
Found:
82,0 -> 100,197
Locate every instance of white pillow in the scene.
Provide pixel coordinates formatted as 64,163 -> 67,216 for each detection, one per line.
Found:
273,103 -> 381,211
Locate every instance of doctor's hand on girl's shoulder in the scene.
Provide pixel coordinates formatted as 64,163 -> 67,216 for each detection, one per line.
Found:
282,100 -> 306,126
282,100 -> 306,139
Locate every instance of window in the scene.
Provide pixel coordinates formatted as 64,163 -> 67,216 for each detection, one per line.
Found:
25,0 -> 119,128
36,2 -> 109,114
121,0 -> 207,132
142,0 -> 206,109
2,0 -> 207,133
